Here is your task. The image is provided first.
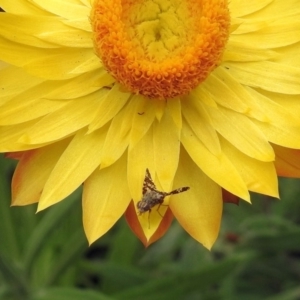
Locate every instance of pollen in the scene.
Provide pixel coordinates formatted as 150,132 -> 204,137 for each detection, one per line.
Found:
91,0 -> 230,100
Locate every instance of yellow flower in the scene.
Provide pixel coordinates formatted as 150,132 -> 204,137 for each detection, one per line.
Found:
1,0 -> 300,248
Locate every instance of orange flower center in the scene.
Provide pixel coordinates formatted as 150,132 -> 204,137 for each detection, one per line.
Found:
91,0 -> 230,100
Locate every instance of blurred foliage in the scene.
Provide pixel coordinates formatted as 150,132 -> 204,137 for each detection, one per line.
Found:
1,153 -> 300,300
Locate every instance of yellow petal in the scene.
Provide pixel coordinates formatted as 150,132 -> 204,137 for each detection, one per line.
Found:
181,120 -> 250,201
129,95 -> 156,149
201,72 -> 249,114
100,99 -> 136,169
154,100 -> 166,122
0,65 -> 43,105
248,2 -> 300,21
275,43 -> 300,69
0,120 -> 49,152
213,67 -> 300,126
88,84 -> 131,133
37,22 -> 92,48
171,147 -> 222,250
229,0 -> 272,18
182,95 -> 221,156
225,61 -> 300,94
0,88 -> 66,126
1,0 -> 49,15
12,139 -> 71,206
69,56 -> 104,74
128,126 -> 168,240
31,0 -> 90,20
166,97 -> 182,130
207,106 -> 274,161
19,91 -> 103,144
125,201 -> 174,247
231,17 -> 300,49
0,14 -> 58,48
245,87 -> 300,126
213,67 -> 268,123
24,48 -> 97,80
252,119 -> 300,149
153,111 -> 180,191
223,38 -> 278,62
46,69 -> 112,100
259,91 -> 300,117
220,137 -> 278,197
192,87 -> 218,108
37,127 -> 107,211
83,153 -> 131,244
128,126 -> 155,201
0,14 -> 91,48
0,36 -> 97,80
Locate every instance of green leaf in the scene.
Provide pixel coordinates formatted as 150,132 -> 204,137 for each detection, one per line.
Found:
112,255 -> 250,300
32,288 -> 114,300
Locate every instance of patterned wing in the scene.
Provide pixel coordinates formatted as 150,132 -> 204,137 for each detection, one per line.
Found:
142,168 -> 157,195
168,186 -> 190,195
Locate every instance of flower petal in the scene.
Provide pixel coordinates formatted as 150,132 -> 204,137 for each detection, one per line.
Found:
31,0 -> 90,20
182,95 -> 221,156
128,127 -> 168,240
229,0 -> 272,18
171,147 -> 222,250
1,0 -> 49,15
0,36 -> 97,80
206,106 -> 274,162
19,91 -> 103,144
181,120 -> 250,201
225,61 -> 300,94
129,95 -> 156,149
253,119 -> 300,149
166,97 -> 182,130
213,67 -> 300,126
125,201 -> 147,245
273,144 -> 300,178
37,127 -> 107,211
224,38 -> 278,62
25,48 -> 97,80
201,72 -> 249,114
88,84 -> 131,133
46,69 -> 112,100
83,153 -> 131,244
222,189 -> 240,205
0,89 -> 66,126
0,14 -> 91,48
153,111 -> 180,191
128,126 -> 155,201
100,98 -> 137,168
221,137 -> 278,197
12,139 -> 71,205
125,201 -> 174,247
0,65 -> 43,105
0,120 -> 49,152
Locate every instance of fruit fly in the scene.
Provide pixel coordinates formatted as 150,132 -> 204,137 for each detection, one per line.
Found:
137,169 -> 190,227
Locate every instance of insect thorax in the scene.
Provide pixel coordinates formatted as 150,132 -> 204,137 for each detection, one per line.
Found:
137,190 -> 165,213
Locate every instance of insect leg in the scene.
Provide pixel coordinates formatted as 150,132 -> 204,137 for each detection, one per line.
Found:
156,203 -> 164,218
148,209 -> 151,229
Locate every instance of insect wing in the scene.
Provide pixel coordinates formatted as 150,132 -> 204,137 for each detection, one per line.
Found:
168,186 -> 190,195
142,168 -> 157,195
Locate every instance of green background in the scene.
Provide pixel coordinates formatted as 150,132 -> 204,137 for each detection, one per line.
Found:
1,153 -> 300,300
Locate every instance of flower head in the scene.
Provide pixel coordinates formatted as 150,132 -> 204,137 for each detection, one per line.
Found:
1,0 -> 300,248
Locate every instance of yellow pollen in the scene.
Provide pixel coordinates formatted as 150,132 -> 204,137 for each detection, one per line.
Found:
91,0 -> 230,100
